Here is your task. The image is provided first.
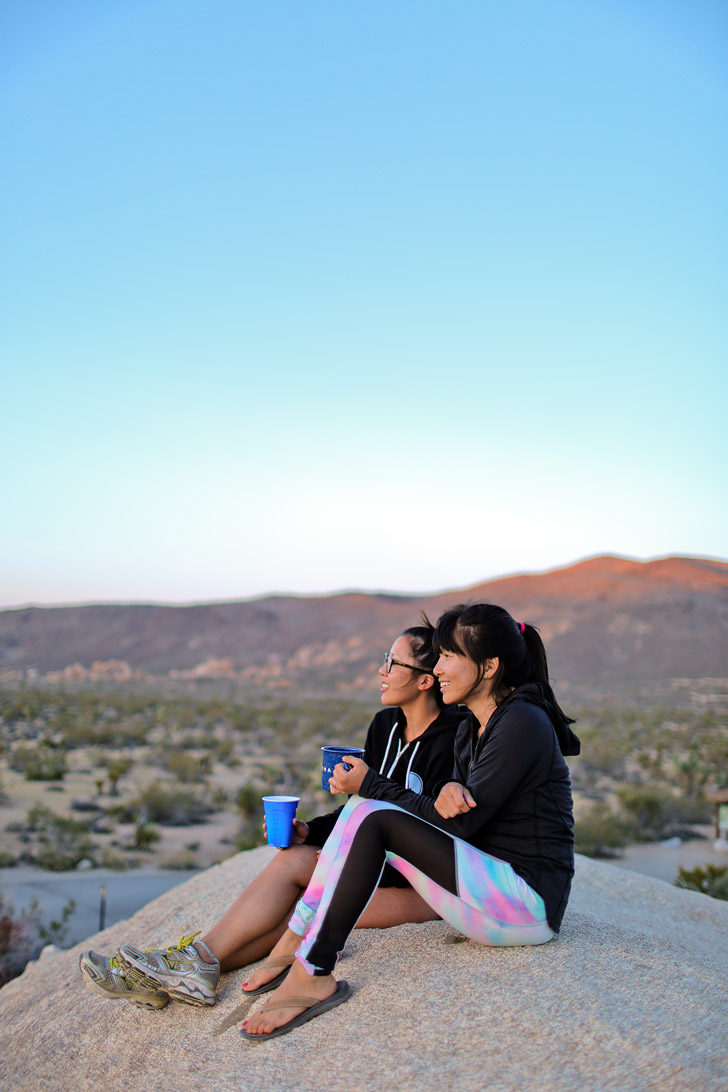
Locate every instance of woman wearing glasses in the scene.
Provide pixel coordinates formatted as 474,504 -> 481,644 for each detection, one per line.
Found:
240,602 -> 579,1041
79,622 -> 460,1009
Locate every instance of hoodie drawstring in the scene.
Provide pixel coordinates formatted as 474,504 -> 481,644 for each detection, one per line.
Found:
379,722 -> 398,775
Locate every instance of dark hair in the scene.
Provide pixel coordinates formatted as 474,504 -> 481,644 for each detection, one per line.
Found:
401,618 -> 444,708
433,602 -> 574,725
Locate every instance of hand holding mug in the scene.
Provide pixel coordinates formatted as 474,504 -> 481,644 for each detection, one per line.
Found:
329,756 -> 369,795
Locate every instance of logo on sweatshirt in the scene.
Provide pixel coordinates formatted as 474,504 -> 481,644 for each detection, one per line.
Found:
407,772 -> 423,794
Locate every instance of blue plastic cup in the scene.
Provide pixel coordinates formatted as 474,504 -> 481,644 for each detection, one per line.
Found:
262,796 -> 300,848
321,746 -> 365,791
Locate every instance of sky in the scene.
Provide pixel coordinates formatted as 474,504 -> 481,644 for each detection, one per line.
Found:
1,0 -> 726,608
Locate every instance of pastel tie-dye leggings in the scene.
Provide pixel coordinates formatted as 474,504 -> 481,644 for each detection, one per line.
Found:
289,796 -> 554,975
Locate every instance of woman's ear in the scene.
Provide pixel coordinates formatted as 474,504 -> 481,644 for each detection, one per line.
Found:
485,656 -> 500,679
418,673 -> 436,693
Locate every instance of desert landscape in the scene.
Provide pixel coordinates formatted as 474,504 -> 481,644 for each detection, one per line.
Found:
1,556 -> 727,967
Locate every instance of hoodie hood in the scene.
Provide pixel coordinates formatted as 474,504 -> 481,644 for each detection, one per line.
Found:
495,684 -> 581,757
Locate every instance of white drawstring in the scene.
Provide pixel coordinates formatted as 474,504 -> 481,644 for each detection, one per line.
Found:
379,721 -> 398,774
385,738 -> 405,779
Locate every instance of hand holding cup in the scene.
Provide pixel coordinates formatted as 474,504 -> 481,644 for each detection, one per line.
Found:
262,796 -> 300,847
263,815 -> 309,846
328,756 -> 369,795
321,746 -> 365,792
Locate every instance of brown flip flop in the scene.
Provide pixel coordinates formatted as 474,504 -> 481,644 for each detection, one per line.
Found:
241,955 -> 295,996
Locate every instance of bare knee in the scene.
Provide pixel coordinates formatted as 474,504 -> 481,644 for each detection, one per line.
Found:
267,844 -> 319,887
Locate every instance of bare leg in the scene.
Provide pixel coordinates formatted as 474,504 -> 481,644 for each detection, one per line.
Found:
194,845 -> 439,983
214,923 -> 291,973
357,886 -> 440,928
195,845 -> 320,972
242,888 -> 439,991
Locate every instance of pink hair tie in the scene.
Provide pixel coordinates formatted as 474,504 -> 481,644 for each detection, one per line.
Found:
517,622 -> 525,634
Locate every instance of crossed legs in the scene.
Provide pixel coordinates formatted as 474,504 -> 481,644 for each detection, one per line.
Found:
195,841 -> 439,983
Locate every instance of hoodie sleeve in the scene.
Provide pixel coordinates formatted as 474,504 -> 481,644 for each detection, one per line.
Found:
358,702 -> 557,839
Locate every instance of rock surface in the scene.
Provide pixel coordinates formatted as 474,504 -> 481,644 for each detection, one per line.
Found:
1,849 -> 726,1092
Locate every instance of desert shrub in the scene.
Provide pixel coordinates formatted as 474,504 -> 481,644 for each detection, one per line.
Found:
235,782 -> 262,820
0,893 -> 43,986
102,756 -> 135,796
109,783 -> 213,826
574,804 -> 633,858
25,805 -> 96,871
236,826 -> 265,852
614,784 -> 668,839
98,847 -> 133,871
234,782 -> 267,850
614,783 -> 711,840
675,864 -> 728,901
213,738 -> 235,762
9,742 -> 68,781
158,849 -> 199,870
211,787 -> 229,808
62,717 -> 149,748
164,750 -> 211,783
36,897 -> 76,945
0,690 -> 47,722
131,819 -> 161,851
0,891 -> 76,986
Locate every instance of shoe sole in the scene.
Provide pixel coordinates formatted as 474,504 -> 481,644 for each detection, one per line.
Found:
117,952 -> 216,1007
80,963 -> 168,1010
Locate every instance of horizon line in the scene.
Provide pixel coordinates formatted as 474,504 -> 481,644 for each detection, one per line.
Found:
2,551 -> 726,613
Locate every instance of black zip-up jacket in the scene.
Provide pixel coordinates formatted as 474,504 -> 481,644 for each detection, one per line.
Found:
303,706 -> 460,867
358,684 -> 579,930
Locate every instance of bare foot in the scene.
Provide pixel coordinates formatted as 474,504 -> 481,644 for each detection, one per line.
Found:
242,929 -> 300,993
242,958 -> 337,1037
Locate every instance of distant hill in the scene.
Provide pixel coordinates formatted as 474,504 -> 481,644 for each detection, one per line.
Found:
1,555 -> 727,685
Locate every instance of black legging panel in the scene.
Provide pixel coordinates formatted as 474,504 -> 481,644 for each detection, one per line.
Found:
303,806 -> 458,974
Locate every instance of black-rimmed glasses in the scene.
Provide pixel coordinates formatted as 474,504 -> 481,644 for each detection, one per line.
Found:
382,652 -> 427,674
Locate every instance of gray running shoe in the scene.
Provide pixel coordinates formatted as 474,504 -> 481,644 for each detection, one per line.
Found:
117,932 -> 220,1006
79,949 -> 169,1009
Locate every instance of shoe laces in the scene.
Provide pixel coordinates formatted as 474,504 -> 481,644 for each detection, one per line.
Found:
162,931 -> 201,958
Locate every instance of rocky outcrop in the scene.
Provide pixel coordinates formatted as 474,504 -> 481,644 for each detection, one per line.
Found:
1,849 -> 726,1092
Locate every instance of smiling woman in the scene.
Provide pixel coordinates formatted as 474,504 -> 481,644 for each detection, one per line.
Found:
240,601 -> 581,1041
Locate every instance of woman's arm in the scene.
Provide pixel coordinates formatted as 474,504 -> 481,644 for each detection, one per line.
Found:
302,718 -> 375,845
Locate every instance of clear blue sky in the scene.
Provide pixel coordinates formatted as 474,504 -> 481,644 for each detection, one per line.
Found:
1,0 -> 726,607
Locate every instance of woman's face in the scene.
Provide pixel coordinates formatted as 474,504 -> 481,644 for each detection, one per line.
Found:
379,636 -> 424,706
433,648 -> 485,706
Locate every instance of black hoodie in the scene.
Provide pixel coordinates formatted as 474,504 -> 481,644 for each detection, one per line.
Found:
358,685 -> 579,931
303,705 -> 460,854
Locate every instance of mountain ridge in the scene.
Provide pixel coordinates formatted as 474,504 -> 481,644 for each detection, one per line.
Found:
2,555 -> 727,684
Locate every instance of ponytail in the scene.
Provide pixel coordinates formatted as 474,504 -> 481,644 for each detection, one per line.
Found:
433,603 -> 577,744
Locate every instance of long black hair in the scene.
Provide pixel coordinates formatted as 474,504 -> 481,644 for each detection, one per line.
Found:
401,619 -> 445,708
432,602 -> 575,728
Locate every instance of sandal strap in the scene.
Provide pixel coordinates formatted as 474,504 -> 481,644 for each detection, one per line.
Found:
259,956 -> 296,971
262,995 -> 319,1012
